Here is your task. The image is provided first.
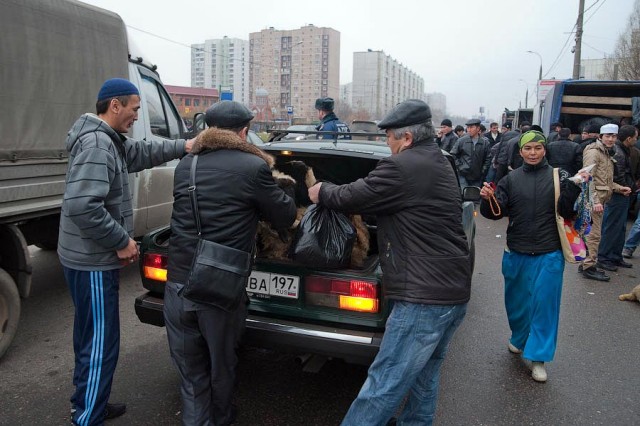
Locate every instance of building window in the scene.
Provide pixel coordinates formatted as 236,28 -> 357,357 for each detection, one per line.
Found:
185,98 -> 191,106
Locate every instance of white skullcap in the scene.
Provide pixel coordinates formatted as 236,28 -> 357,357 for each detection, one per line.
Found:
600,123 -> 618,134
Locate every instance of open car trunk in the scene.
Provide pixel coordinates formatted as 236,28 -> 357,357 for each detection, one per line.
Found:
256,149 -> 384,269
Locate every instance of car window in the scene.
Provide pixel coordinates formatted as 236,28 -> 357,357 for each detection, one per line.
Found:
139,74 -> 181,139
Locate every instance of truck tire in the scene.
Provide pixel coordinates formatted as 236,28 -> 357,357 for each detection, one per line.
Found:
0,269 -> 20,359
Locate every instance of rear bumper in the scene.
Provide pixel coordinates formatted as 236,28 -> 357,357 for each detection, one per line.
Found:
134,292 -> 382,365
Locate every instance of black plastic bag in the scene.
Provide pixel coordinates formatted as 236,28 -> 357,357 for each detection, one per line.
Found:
292,204 -> 356,269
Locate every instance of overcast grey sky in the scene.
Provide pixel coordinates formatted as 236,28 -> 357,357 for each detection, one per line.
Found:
83,0 -> 634,120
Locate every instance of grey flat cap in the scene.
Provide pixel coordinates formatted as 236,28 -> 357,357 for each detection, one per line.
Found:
205,101 -> 254,129
465,119 -> 481,126
378,99 -> 432,130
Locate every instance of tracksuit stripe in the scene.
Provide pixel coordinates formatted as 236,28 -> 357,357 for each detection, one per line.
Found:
77,271 -> 105,426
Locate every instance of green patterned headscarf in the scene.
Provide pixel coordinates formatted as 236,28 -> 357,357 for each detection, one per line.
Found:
518,130 -> 547,149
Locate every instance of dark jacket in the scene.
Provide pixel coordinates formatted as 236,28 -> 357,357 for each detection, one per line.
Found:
613,141 -> 635,190
494,130 -> 521,182
546,138 -> 581,175
316,112 -> 351,140
167,128 -> 296,284
437,130 -> 458,153
319,137 -> 471,305
484,130 -> 502,148
450,135 -> 492,181
480,160 -> 581,255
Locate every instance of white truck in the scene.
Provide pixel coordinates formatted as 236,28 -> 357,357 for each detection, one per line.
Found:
0,0 -> 190,357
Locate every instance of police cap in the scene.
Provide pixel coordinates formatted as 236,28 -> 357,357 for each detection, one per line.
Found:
377,99 -> 432,130
315,97 -> 335,111
204,101 -> 254,129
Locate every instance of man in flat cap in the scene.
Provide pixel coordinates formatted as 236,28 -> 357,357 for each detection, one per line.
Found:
450,118 -> 492,188
59,78 -> 195,425
308,99 -> 470,425
581,123 -> 631,281
314,97 -> 351,140
165,101 -> 296,424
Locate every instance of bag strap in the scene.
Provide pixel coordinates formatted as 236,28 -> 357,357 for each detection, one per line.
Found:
552,167 -> 560,217
188,155 -> 202,236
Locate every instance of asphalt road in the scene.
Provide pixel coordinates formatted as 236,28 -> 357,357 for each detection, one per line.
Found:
0,215 -> 638,425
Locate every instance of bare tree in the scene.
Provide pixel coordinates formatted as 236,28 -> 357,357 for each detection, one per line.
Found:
604,0 -> 640,80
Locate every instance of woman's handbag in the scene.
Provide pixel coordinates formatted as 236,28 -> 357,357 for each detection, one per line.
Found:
181,155 -> 252,311
553,168 -> 586,263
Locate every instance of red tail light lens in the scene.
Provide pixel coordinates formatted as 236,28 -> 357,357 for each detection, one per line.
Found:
143,253 -> 168,282
306,276 -> 379,313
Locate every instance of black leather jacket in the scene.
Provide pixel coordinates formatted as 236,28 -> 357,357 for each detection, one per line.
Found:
319,137 -> 471,305
167,128 -> 296,284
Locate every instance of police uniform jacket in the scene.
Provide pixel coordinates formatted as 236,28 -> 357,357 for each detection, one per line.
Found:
318,137 -> 471,305
167,128 -> 296,284
316,112 -> 351,140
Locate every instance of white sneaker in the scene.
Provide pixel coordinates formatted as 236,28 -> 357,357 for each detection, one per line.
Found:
531,362 -> 547,382
508,342 -> 522,354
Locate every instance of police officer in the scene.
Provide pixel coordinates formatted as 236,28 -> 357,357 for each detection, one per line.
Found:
164,101 -> 296,425
314,97 -> 351,139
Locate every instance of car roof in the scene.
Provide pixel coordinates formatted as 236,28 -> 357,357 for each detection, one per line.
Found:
262,139 -> 391,160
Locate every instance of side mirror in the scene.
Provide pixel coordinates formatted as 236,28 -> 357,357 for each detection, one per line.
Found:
462,186 -> 481,202
194,113 -> 206,132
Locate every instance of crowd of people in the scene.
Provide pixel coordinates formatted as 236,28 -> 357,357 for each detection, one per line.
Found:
438,116 -> 639,282
57,76 -> 638,426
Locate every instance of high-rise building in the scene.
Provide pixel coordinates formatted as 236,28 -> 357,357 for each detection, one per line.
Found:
426,92 -> 447,114
580,58 -> 609,80
249,25 -> 340,122
191,37 -> 250,106
352,50 -> 424,119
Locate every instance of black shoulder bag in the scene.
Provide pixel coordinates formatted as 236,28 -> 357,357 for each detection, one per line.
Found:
182,155 -> 252,311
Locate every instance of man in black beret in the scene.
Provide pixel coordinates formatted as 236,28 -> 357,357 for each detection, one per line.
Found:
205,100 -> 254,129
165,100 -> 296,424
308,98 -> 471,425
450,118 -> 492,188
314,97 -> 351,140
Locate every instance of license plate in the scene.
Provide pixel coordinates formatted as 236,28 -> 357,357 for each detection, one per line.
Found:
246,271 -> 300,299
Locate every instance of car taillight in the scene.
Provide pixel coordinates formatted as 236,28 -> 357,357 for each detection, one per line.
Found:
306,276 -> 379,313
143,253 -> 167,282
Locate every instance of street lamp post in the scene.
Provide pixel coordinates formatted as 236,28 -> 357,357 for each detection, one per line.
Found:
518,79 -> 529,108
526,50 -> 543,104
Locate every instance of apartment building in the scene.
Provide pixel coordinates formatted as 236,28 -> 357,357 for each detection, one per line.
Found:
249,25 -> 340,122
191,36 -> 250,106
352,50 -> 425,119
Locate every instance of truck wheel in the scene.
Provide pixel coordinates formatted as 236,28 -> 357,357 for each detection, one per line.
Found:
0,269 -> 20,359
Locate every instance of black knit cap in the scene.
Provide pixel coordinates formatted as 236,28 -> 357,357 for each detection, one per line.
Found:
205,101 -> 254,129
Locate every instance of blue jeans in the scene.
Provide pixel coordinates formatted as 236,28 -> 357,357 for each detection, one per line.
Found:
502,250 -> 564,362
598,193 -> 630,264
624,194 -> 640,253
341,301 -> 467,426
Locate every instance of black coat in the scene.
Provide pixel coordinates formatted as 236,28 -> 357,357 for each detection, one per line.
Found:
319,138 -> 471,305
450,135 -> 492,181
546,138 -> 581,175
480,160 -> 581,255
167,128 -> 296,284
